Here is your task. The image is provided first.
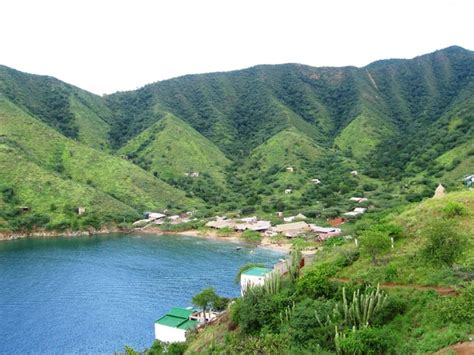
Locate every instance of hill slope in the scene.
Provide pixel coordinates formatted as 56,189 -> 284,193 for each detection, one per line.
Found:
0,97 -> 199,232
119,113 -> 230,181
0,65 -> 113,150
181,191 -> 473,354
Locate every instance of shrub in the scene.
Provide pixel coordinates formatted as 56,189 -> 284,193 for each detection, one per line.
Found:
217,226 -> 233,237
442,201 -> 469,218
287,298 -> 338,350
384,263 -> 398,281
213,296 -> 231,311
335,249 -> 360,268
296,264 -> 338,299
241,230 -> 262,243
159,220 -> 204,232
146,340 -> 164,354
372,294 -> 407,326
373,223 -> 403,239
421,221 -> 468,265
336,327 -> 394,355
359,229 -> 391,265
230,287 -> 289,334
223,332 -> 291,354
324,236 -> 347,247
165,342 -> 187,355
9,213 -> 50,231
434,283 -> 474,324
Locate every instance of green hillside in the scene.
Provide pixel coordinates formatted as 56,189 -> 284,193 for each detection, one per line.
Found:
106,46 -> 473,185
119,113 -> 230,181
0,97 -> 199,232
179,191 -> 473,354
0,65 -> 113,149
0,46 -> 473,231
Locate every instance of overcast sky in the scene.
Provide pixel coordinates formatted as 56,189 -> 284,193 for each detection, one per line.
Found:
1,0 -> 473,95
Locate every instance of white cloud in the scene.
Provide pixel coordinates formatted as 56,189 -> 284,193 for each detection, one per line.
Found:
1,0 -> 472,94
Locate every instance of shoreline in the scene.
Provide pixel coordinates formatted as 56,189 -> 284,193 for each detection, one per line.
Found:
0,226 -> 126,241
134,227 -> 292,253
0,226 -> 292,253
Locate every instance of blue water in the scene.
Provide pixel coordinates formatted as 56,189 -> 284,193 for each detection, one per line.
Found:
0,234 -> 283,354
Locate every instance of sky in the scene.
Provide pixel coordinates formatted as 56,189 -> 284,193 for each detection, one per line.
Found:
1,0 -> 473,95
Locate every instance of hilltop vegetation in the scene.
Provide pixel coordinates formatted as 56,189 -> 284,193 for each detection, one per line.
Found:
0,46 -> 473,233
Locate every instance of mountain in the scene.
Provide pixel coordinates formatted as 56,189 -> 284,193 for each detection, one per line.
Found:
0,46 -> 473,231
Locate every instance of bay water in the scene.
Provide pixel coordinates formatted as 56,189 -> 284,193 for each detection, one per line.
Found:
0,234 -> 284,354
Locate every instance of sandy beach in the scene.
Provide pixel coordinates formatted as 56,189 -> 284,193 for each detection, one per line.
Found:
134,227 -> 292,253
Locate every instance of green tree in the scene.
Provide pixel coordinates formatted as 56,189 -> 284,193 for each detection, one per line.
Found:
192,287 -> 218,324
359,229 -> 391,265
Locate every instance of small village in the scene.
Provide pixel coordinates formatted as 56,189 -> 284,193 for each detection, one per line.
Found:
131,193 -> 373,242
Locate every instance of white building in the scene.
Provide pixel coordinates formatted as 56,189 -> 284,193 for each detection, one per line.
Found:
350,197 -> 368,203
155,307 -> 198,343
344,207 -> 367,217
240,267 -> 272,295
146,212 -> 166,220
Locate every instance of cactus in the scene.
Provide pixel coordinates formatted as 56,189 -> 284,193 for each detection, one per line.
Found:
337,284 -> 387,329
286,248 -> 302,282
264,271 -> 281,295
279,302 -> 296,324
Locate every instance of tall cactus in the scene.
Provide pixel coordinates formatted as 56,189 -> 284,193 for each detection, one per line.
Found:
315,285 -> 387,352
286,248 -> 302,283
336,284 -> 387,329
279,302 -> 296,324
264,271 -> 281,295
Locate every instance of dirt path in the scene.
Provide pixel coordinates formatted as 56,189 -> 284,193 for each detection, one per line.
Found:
434,335 -> 474,354
332,278 -> 458,296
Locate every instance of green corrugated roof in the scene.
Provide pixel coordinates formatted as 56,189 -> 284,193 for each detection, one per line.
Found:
155,315 -> 187,328
177,319 -> 199,330
167,307 -> 193,318
242,267 -> 272,277
155,307 -> 197,329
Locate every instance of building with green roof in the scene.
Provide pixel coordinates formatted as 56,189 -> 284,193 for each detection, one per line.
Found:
154,307 -> 199,343
242,267 -> 272,277
240,266 -> 272,295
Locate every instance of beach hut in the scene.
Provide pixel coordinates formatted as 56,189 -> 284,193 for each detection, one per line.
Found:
240,267 -> 272,295
155,307 -> 199,343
